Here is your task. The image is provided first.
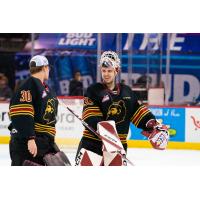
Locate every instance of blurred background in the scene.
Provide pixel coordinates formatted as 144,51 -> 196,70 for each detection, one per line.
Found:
0,33 -> 200,154
0,33 -> 200,105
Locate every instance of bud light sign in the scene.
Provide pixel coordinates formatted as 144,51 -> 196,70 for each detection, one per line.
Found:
57,33 -> 97,49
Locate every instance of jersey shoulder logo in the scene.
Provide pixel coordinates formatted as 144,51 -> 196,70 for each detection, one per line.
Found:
84,97 -> 94,106
102,94 -> 110,102
42,90 -> 47,98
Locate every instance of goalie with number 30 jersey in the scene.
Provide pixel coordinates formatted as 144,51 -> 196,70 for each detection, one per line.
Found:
8,55 -> 59,166
75,51 -> 169,166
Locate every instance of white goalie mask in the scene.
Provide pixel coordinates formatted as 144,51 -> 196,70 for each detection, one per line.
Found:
99,51 -> 121,72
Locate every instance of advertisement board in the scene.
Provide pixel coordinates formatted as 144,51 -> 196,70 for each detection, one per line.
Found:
185,108 -> 200,142
56,99 -> 84,138
0,103 -> 10,136
0,100 -> 84,139
31,33 -> 97,50
1,103 -> 198,143
33,33 -> 200,52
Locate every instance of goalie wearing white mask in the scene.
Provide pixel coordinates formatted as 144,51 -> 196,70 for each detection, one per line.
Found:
75,51 -> 169,166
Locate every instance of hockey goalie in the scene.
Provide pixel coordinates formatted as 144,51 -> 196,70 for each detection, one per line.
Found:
74,51 -> 169,166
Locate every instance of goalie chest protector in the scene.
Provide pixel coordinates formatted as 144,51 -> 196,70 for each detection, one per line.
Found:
84,83 -> 155,144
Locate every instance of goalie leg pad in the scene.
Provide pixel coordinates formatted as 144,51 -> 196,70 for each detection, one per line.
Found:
75,148 -> 103,166
103,151 -> 127,166
43,151 -> 71,166
22,160 -> 43,166
56,151 -> 71,166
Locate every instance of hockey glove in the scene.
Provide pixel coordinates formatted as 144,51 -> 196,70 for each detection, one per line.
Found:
142,120 -> 169,150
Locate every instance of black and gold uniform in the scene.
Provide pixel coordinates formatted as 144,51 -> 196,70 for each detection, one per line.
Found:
9,76 -> 58,165
76,82 -> 155,156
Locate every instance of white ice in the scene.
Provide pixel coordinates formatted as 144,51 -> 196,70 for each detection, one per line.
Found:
1,144 -> 200,166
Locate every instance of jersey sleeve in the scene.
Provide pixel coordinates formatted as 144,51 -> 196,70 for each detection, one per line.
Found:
130,91 -> 156,130
9,81 -> 36,139
82,86 -> 103,134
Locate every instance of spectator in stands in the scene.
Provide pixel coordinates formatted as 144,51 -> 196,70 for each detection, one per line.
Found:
120,79 -> 126,85
135,74 -> 152,88
0,73 -> 13,100
69,71 -> 83,96
14,79 -> 25,92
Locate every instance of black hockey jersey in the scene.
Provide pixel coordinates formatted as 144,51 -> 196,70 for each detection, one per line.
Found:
9,76 -> 58,140
82,83 -> 155,145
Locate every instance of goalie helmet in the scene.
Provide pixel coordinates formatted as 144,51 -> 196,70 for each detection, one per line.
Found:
99,51 -> 121,72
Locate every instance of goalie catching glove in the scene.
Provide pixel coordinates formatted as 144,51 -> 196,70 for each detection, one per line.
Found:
141,119 -> 169,150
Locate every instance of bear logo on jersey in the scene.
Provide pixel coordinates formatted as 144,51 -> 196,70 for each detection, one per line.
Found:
43,99 -> 56,124
106,100 -> 126,124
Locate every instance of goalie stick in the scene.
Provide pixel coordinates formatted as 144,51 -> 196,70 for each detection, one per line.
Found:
58,99 -> 134,166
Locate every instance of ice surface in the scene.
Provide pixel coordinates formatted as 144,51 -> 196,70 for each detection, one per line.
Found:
1,144 -> 200,166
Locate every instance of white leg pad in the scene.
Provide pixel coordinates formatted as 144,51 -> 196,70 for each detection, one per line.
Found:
103,151 -> 127,166
75,148 -> 103,166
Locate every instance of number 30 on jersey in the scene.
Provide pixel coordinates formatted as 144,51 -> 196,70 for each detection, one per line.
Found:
20,90 -> 32,102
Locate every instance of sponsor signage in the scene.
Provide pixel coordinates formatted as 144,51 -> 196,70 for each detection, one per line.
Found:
34,33 -> 97,49
0,103 -> 10,136
56,99 -> 84,138
35,33 -> 200,52
1,102 -> 200,144
185,108 -> 200,142
0,100 -> 84,138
